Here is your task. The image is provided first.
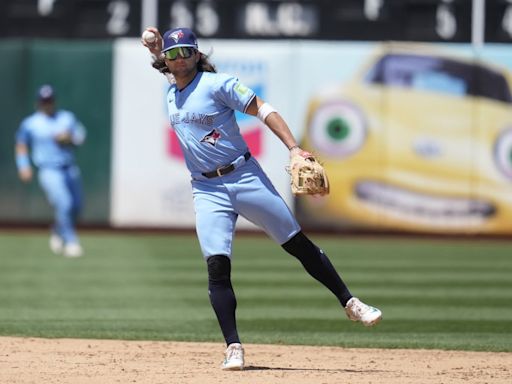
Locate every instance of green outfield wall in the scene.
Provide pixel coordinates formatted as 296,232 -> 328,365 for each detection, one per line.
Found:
0,40 -> 112,224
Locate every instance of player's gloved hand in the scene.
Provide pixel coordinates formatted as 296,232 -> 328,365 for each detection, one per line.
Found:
54,131 -> 73,145
288,146 -> 330,196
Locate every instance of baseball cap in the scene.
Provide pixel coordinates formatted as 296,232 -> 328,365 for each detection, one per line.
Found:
37,84 -> 55,101
162,27 -> 198,53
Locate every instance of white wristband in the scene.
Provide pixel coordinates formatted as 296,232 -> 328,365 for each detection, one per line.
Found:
256,102 -> 277,123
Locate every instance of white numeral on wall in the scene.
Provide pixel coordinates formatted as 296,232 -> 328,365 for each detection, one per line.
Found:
107,0 -> 130,35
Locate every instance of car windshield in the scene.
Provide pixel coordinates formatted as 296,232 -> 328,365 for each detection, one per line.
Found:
365,53 -> 512,104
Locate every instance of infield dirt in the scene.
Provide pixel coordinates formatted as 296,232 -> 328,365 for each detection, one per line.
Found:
0,337 -> 510,383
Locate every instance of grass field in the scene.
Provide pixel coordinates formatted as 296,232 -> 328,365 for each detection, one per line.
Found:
0,230 -> 511,352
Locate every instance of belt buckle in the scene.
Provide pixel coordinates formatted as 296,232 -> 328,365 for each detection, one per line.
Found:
216,163 -> 233,177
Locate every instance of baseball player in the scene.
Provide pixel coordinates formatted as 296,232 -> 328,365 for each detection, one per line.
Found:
142,27 -> 382,370
15,84 -> 86,257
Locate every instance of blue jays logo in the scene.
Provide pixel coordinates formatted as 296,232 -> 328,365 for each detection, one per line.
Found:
201,129 -> 221,146
170,30 -> 184,43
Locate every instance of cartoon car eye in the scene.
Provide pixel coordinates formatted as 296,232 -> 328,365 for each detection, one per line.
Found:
308,101 -> 366,157
494,127 -> 512,180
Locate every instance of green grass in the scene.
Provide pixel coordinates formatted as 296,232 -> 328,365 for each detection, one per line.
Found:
0,230 -> 511,352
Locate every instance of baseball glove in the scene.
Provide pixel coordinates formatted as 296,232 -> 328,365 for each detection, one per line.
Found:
289,152 -> 330,196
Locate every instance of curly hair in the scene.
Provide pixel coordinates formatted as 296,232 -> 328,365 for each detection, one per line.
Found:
152,57 -> 169,73
197,51 -> 216,73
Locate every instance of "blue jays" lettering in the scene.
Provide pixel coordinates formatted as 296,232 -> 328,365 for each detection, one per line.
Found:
170,112 -> 214,126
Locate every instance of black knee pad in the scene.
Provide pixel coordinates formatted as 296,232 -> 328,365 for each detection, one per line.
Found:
207,255 -> 231,282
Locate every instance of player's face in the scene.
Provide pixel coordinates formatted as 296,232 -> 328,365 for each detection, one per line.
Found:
38,99 -> 56,116
164,47 -> 198,77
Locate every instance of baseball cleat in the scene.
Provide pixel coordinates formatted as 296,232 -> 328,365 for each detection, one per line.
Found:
221,343 -> 244,370
49,234 -> 64,255
345,297 -> 382,327
63,243 -> 84,258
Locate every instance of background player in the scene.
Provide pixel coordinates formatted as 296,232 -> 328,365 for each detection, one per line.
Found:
141,27 -> 382,370
15,84 -> 86,257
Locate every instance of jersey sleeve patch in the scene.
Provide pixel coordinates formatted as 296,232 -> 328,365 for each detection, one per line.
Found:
234,82 -> 250,96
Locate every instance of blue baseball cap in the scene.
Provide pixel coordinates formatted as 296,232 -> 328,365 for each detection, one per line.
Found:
37,84 -> 55,101
162,27 -> 198,53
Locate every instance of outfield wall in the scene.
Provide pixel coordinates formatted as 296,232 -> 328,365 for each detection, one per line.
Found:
0,40 -> 112,224
1,39 -> 512,234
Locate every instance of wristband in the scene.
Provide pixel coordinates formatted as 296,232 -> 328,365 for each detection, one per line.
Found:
288,145 -> 299,151
256,102 -> 277,123
16,153 -> 30,170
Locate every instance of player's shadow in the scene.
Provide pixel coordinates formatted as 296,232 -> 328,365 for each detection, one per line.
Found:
244,366 -> 384,373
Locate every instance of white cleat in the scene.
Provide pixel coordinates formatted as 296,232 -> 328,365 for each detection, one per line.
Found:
63,243 -> 84,258
49,234 -> 64,255
345,297 -> 382,327
221,343 -> 244,371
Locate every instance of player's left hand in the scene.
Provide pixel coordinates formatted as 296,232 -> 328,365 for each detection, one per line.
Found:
288,148 -> 330,196
289,146 -> 313,159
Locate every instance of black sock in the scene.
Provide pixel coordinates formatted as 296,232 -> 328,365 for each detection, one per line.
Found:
282,232 -> 352,307
207,255 -> 240,345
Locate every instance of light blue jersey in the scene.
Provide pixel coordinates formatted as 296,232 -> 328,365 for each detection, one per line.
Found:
166,71 -> 300,257
167,72 -> 255,177
15,109 -> 86,245
16,110 -> 86,167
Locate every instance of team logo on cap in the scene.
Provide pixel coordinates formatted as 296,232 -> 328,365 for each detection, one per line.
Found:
39,85 -> 54,99
201,129 -> 221,146
170,30 -> 185,43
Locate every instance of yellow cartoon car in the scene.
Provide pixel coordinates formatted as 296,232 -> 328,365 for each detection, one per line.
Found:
297,44 -> 512,234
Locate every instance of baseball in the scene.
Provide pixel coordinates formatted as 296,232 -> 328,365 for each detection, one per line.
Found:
142,30 -> 157,44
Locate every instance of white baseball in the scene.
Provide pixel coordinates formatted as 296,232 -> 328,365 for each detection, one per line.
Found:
142,30 -> 157,44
